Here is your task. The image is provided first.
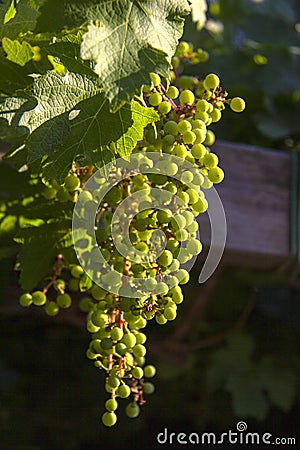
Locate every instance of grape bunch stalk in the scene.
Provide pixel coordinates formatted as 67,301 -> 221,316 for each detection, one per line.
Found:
18,41 -> 245,427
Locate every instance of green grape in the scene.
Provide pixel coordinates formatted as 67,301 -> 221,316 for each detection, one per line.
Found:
115,342 -> 127,356
132,366 -> 144,379
208,167 -> 224,183
105,398 -> 118,412
176,41 -> 190,56
186,238 -> 202,255
90,285 -> 106,300
158,250 -> 173,267
163,120 -> 178,136
64,174 -> 80,191
210,108 -> 222,122
135,332 -> 147,344
150,72 -> 161,86
53,278 -> 66,292
42,187 -> 57,200
44,301 -> 59,316
70,264 -> 84,278
186,188 -> 199,204
195,111 -> 209,123
107,375 -> 120,388
102,411 -> 117,427
79,297 -> 94,312
92,312 -> 108,327
196,99 -> 210,112
182,130 -> 196,145
166,86 -> 179,99
117,384 -> 131,398
170,286 -> 184,304
121,332 -> 136,348
102,271 -> 122,286
179,89 -> 195,105
156,314 -> 168,325
180,170 -> 194,184
111,327 -> 123,342
132,344 -> 147,358
192,128 -> 206,144
177,76 -> 195,90
171,214 -> 186,229
158,101 -> 171,114
177,119 -> 192,134
157,209 -> 172,223
203,130 -> 215,146
125,402 -> 140,418
56,187 -> 70,202
203,73 -> 220,91
144,365 -> 156,378
149,92 -> 162,106
203,153 -> 219,168
162,134 -> 175,149
193,197 -> 208,213
173,144 -> 187,158
191,143 -> 206,159
19,293 -> 32,307
32,291 -> 47,306
191,119 -> 206,130
230,97 -> 246,112
164,307 -> 177,321
56,293 -> 72,308
175,269 -> 190,284
142,382 -> 155,394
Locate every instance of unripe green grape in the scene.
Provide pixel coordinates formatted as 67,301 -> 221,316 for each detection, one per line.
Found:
173,144 -> 187,158
204,73 -> 220,91
193,197 -> 208,213
70,264 -> 84,279
56,187 -> 70,202
186,238 -> 202,255
107,375 -> 120,388
149,92 -> 162,106
102,411 -> 117,427
142,382 -> 155,394
115,342 -> 127,356
182,130 -> 196,145
132,366 -> 144,379
179,89 -> 195,106
19,293 -> 32,307
176,41 -> 190,56
158,101 -> 172,115
121,332 -> 136,348
166,85 -> 179,99
203,130 -> 215,146
87,320 -> 100,333
196,99 -> 210,112
32,291 -> 47,306
111,327 -> 123,342
125,402 -> 140,418
177,119 -> 192,134
92,312 -> 108,327
144,364 -> 156,378
53,278 -> 66,292
56,293 -> 72,308
195,111 -> 209,123
42,187 -> 57,200
64,174 -> 80,191
171,214 -> 186,229
157,209 -> 172,223
208,167 -> 224,183
164,161 -> 178,176
162,134 -> 175,149
90,284 -> 106,300
102,271 -> 122,286
158,250 -> 173,267
156,282 -> 169,296
180,171 -> 194,184
164,307 -> 177,321
79,297 -> 94,312
210,108 -> 222,122
156,314 -> 168,325
191,143 -> 206,159
135,332 -> 147,344
203,153 -> 219,168
186,188 -> 199,204
191,119 -> 206,131
149,72 -> 161,86
117,384 -> 131,398
192,128 -> 206,144
44,301 -> 59,316
230,97 -> 246,112
105,398 -> 118,412
163,120 -> 178,136
177,76 -> 195,90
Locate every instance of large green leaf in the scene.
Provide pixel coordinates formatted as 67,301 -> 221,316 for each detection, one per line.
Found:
42,97 -> 158,182
80,0 -> 190,110
16,220 -> 73,291
0,0 -> 46,39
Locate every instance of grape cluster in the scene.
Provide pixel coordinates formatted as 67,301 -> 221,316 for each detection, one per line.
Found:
19,41 -> 245,427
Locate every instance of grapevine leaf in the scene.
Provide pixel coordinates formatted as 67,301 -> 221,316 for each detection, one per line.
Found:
80,0 -> 190,110
16,220 -> 72,291
43,97 -> 158,182
189,0 -> 207,30
3,0 -> 17,25
2,37 -> 33,66
0,0 -> 47,39
0,52 -> 33,94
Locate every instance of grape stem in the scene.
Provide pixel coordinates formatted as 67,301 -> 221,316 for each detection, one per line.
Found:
42,254 -> 64,294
